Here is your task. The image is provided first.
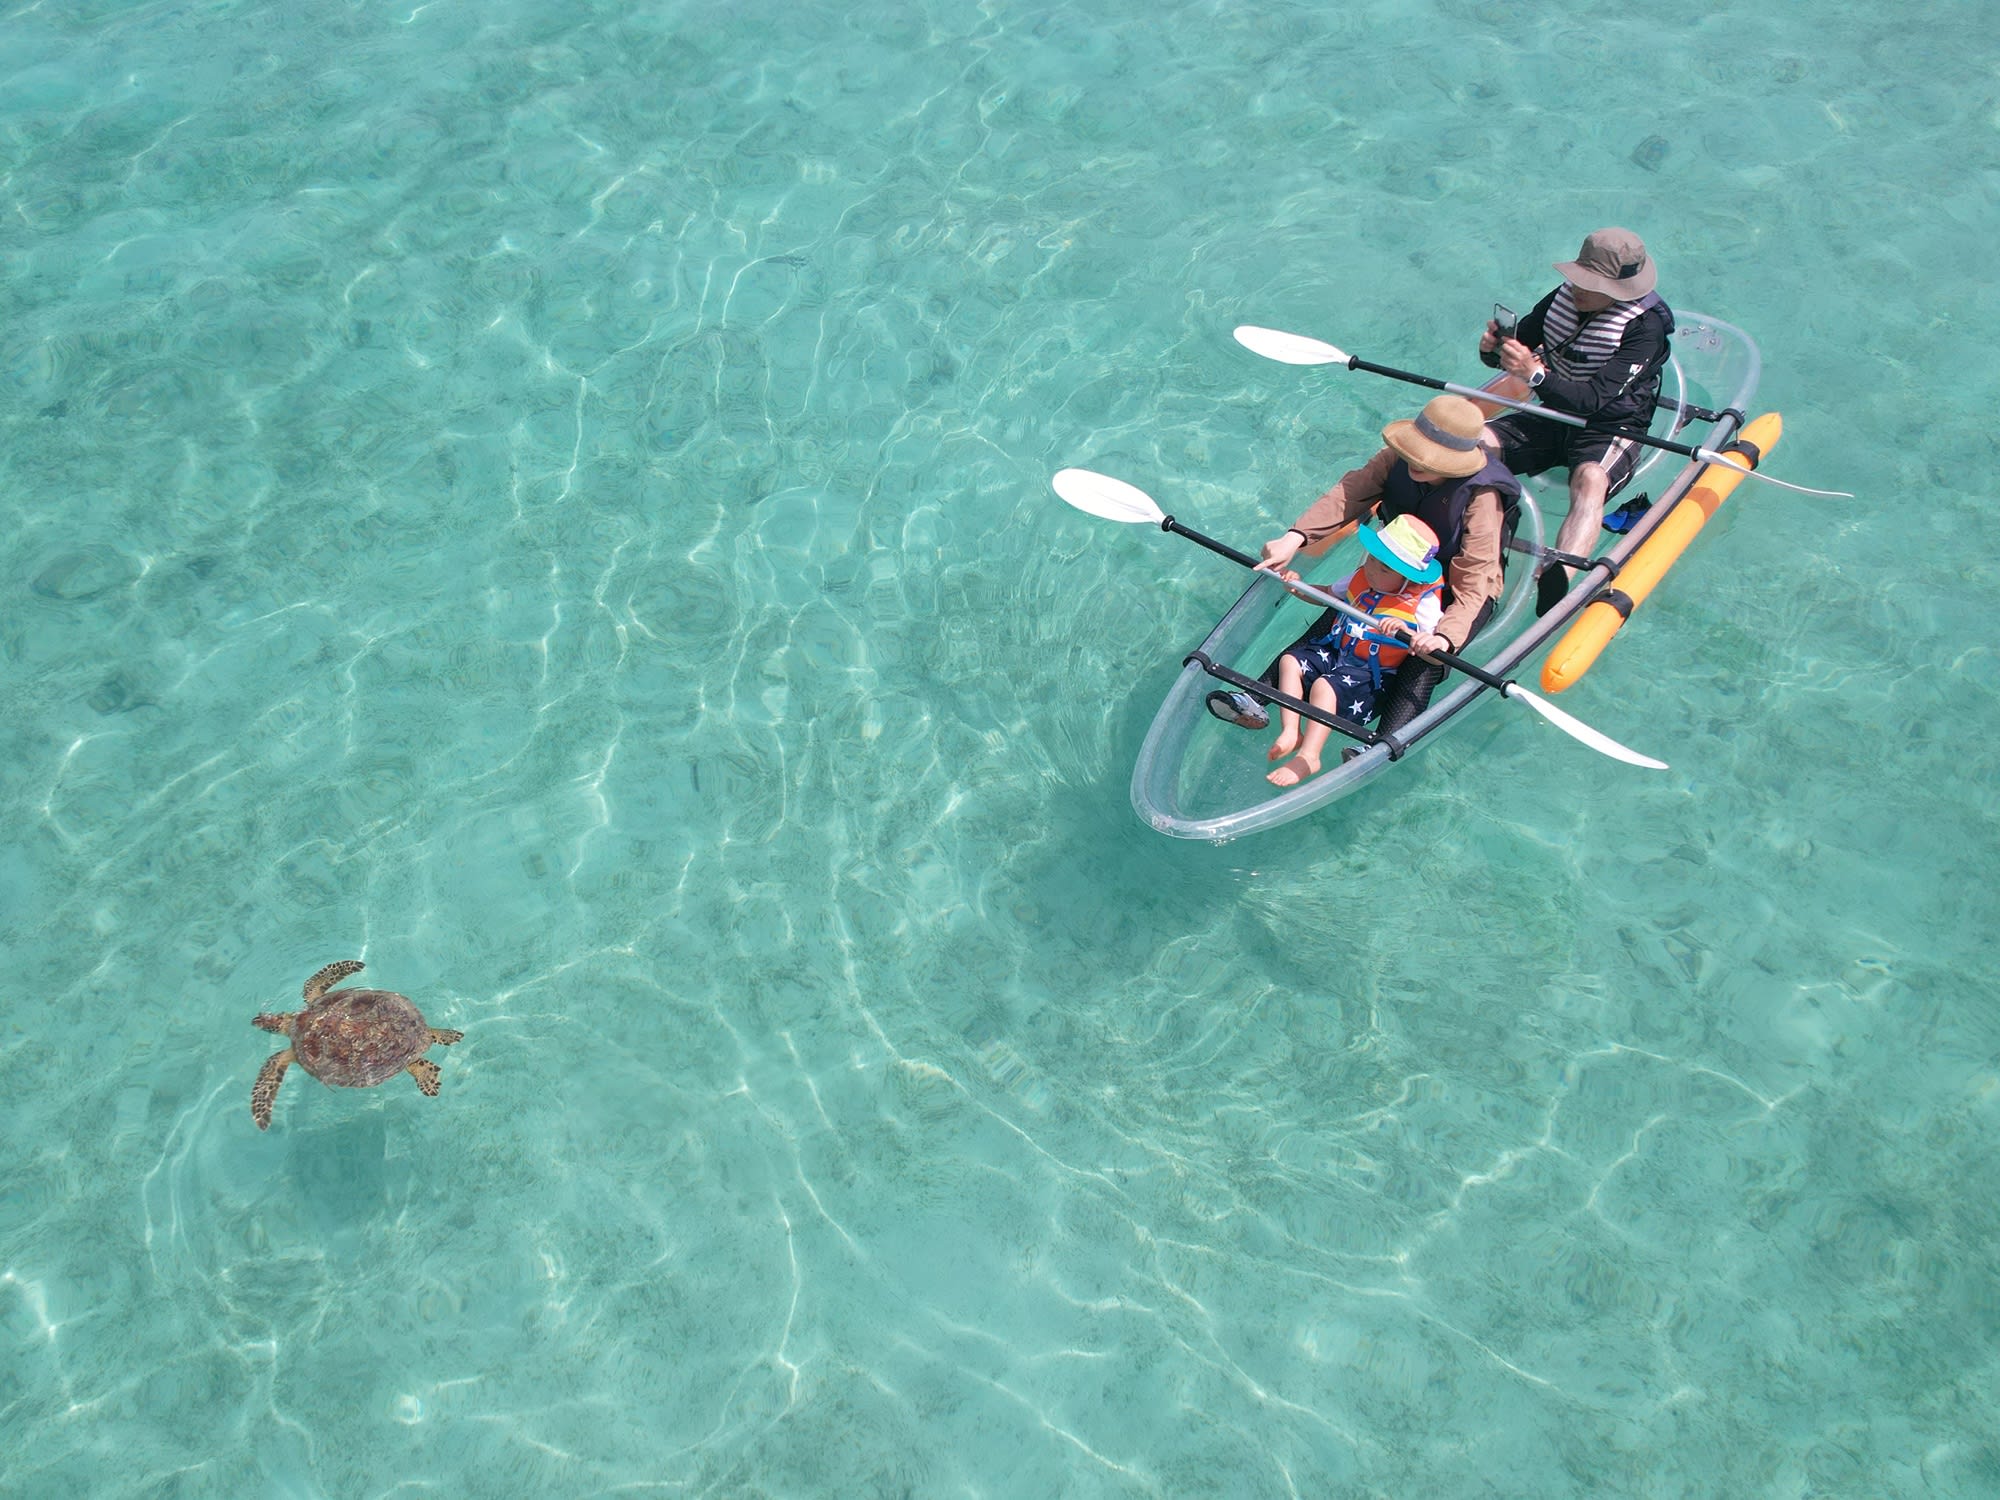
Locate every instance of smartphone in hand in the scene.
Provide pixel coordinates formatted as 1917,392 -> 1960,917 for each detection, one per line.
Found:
1492,302 -> 1518,340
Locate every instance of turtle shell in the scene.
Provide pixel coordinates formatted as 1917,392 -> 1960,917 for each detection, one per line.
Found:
293,988 -> 432,1088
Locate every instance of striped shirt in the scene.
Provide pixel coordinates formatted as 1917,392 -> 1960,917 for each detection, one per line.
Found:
1486,286 -> 1674,432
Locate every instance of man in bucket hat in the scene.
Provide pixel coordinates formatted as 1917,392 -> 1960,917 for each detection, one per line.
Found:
1479,227 -> 1674,614
1205,392 -> 1521,738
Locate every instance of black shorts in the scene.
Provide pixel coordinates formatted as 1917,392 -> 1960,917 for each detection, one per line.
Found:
1487,413 -> 1643,498
1259,596 -> 1499,741
1281,641 -> 1385,726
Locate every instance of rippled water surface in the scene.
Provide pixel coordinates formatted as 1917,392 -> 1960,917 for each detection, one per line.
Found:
5,1 -> 1998,1494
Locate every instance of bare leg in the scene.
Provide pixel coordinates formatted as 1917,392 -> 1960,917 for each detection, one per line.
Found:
1292,678 -> 1340,769
1551,462 -> 1611,583
408,1058 -> 442,1096
1267,653 -> 1306,762
1269,679 -> 1339,786
252,1049 -> 294,1130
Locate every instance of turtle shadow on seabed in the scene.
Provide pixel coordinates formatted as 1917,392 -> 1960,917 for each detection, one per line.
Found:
283,1112 -> 411,1248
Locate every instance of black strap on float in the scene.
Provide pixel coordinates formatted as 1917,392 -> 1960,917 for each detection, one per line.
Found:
1593,588 -> 1638,621
1185,651 -> 1380,746
1725,435 -> 1763,468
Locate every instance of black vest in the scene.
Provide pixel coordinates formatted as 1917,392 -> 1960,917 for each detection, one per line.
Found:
1376,454 -> 1521,569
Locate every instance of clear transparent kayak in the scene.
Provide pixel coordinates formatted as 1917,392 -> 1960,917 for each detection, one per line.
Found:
1130,312 -> 1763,842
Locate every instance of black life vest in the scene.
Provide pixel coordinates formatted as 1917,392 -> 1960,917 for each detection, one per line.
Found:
1375,454 -> 1521,570
1536,288 -> 1676,429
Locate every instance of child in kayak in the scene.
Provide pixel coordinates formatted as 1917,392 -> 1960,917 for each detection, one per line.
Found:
1266,514 -> 1444,787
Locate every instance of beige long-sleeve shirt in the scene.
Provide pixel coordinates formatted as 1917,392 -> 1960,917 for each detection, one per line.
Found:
1289,447 -> 1507,652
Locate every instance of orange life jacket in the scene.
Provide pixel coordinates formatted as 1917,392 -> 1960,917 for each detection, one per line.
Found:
1308,569 -> 1443,683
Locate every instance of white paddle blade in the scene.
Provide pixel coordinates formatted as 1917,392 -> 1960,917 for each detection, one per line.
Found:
1232,325 -> 1350,367
1051,468 -> 1166,524
1502,684 -> 1669,770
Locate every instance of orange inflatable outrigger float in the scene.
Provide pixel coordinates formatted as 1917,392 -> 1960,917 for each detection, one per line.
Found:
1539,411 -> 1784,694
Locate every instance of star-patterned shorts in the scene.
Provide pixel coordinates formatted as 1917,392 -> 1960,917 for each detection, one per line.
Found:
1283,641 -> 1383,726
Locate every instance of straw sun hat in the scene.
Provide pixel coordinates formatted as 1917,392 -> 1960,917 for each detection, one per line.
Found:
1381,395 -> 1488,479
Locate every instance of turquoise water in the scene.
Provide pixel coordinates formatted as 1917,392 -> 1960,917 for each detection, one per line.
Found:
5,0 -> 1999,1492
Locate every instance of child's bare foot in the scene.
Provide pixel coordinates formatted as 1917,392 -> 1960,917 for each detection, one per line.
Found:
1266,729 -> 1299,763
1266,751 -> 1322,787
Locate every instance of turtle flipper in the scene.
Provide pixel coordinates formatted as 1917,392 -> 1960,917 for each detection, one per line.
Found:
303,959 -> 365,1003
252,1012 -> 295,1035
252,1048 -> 295,1130
407,1058 -> 442,1097
428,1028 -> 464,1046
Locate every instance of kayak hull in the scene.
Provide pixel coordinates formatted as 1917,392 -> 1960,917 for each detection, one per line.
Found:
1130,312 -> 1763,842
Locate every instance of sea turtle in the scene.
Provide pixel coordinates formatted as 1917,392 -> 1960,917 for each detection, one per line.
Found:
250,960 -> 463,1130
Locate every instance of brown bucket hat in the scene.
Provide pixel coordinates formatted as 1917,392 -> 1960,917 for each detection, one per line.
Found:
1554,227 -> 1656,299
1381,395 -> 1488,479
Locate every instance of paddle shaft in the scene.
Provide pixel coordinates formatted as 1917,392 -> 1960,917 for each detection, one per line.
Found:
1344,353 -> 1753,470
1348,355 -> 1583,430
1159,515 -> 1522,698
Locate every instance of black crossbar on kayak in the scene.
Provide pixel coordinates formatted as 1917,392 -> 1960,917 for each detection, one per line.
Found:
1185,650 -> 1383,748
1659,394 -> 1741,428
1502,537 -> 1629,590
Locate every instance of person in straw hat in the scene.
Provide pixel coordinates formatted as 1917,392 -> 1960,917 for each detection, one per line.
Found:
1262,513 -> 1447,787
1206,392 -> 1521,739
1479,227 -> 1674,614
